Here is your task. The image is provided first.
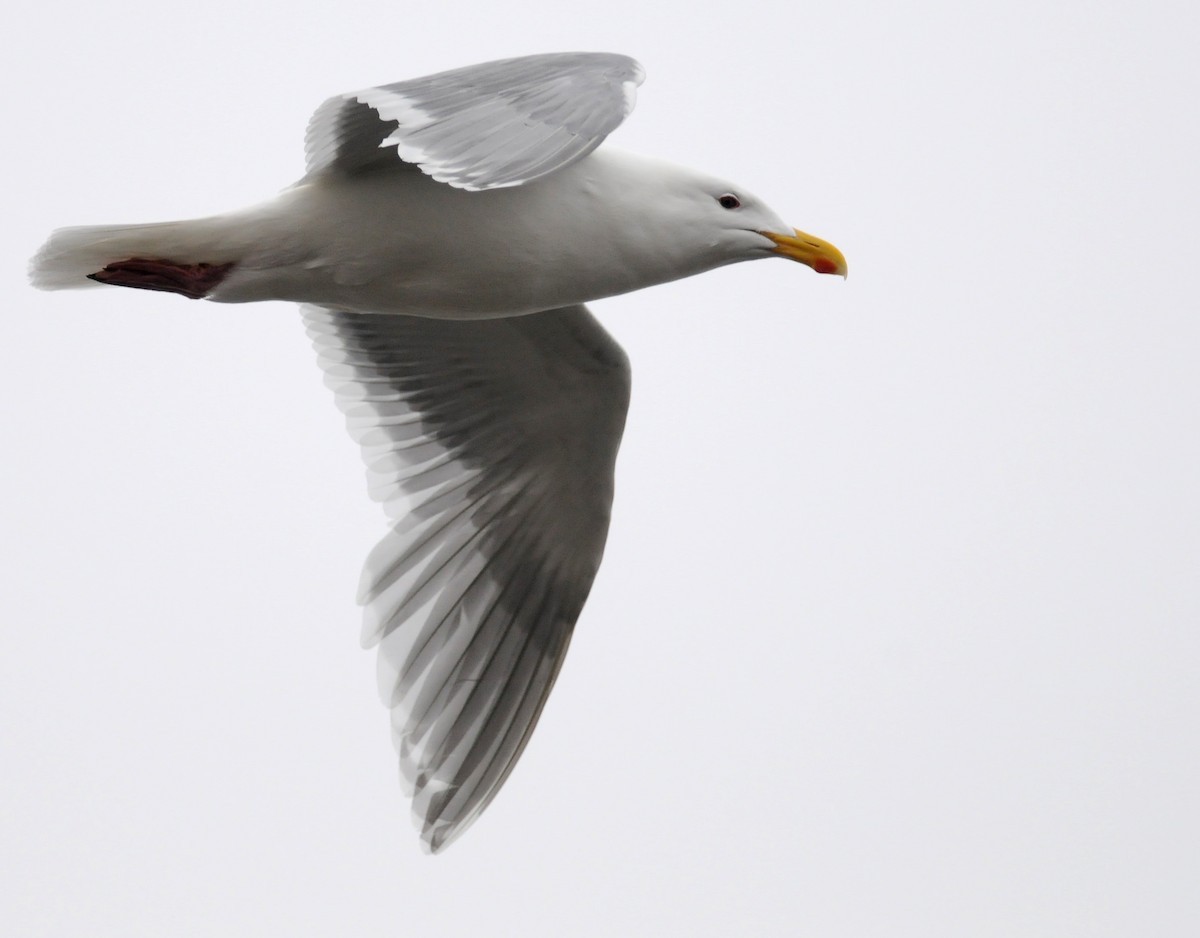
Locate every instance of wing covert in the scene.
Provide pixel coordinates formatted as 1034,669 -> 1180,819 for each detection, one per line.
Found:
304,52 -> 644,190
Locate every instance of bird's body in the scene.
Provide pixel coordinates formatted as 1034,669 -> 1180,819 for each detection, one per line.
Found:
38,146 -> 800,317
31,52 -> 845,852
215,149 -> 786,316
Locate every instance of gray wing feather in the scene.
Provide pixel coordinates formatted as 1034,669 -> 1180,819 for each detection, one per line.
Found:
303,304 -> 631,852
304,52 -> 644,190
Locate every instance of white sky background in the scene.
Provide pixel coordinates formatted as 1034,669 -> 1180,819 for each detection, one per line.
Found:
3,1 -> 1198,935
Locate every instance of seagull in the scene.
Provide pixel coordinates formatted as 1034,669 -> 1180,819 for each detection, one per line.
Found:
31,52 -> 846,853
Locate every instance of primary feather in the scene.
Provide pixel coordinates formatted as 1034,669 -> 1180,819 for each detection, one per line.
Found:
304,305 -> 630,851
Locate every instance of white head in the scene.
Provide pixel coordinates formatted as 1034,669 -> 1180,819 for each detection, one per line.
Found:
575,150 -> 847,283
417,149 -> 848,315
670,161 -> 847,276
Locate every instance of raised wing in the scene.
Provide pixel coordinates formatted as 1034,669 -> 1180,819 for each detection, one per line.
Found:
302,304 -> 631,852
304,52 -> 644,190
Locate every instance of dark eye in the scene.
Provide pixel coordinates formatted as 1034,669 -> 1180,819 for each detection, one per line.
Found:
717,193 -> 742,210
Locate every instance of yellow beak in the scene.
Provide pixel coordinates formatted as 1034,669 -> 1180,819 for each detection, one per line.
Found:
761,228 -> 848,278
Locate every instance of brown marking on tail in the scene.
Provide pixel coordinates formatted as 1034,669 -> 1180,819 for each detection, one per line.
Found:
87,258 -> 235,299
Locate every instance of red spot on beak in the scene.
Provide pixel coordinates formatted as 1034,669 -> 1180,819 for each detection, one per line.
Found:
812,257 -> 840,275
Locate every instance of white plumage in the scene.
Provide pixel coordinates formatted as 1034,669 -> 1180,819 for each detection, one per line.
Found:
30,52 -> 845,852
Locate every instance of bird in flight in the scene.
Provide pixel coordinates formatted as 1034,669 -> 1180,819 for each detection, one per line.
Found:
31,52 -> 846,853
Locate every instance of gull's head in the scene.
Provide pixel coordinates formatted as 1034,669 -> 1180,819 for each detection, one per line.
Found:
688,179 -> 848,278
563,151 -> 847,289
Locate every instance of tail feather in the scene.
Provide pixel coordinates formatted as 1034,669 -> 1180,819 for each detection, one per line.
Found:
30,220 -> 232,292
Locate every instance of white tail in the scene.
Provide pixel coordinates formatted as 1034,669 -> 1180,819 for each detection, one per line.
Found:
29,219 -> 236,292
